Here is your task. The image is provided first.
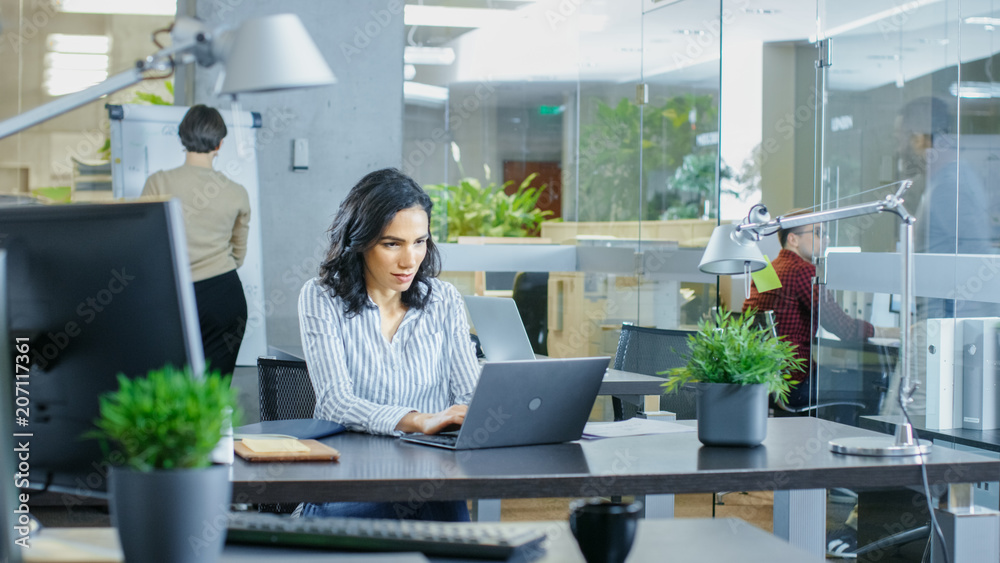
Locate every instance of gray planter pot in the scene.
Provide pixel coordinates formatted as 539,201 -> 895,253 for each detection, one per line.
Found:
109,464 -> 231,563
695,382 -> 768,447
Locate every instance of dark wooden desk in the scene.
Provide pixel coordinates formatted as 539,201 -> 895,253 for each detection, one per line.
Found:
230,417 -> 1000,556
27,518 -> 826,563
862,414 -> 1000,454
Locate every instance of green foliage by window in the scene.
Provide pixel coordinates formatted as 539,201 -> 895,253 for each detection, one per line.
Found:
90,365 -> 240,472
661,309 -> 805,402
577,93 -> 721,221
663,152 -> 733,220
426,172 -> 557,242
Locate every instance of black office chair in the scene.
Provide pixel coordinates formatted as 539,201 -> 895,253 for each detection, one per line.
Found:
255,357 -> 317,514
511,271 -> 548,356
611,323 -> 696,421
257,357 -> 316,421
752,311 -> 866,417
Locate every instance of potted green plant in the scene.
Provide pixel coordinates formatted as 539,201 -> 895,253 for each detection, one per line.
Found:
90,365 -> 240,563
661,309 -> 805,447
425,172 -> 556,242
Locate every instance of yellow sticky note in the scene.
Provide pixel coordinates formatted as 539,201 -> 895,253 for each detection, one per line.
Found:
242,438 -> 310,453
751,254 -> 782,293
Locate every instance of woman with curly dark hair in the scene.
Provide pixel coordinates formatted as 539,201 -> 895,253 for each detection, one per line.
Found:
297,168 -> 479,521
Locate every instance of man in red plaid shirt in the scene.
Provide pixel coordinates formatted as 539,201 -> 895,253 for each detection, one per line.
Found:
742,222 -> 894,409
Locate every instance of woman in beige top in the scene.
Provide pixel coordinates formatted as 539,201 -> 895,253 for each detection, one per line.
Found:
141,104 -> 251,376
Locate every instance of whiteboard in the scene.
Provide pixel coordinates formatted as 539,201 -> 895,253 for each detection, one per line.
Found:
109,104 -> 265,367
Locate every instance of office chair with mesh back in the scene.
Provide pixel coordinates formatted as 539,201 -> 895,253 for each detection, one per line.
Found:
255,357 -> 317,513
257,357 -> 317,421
611,323 -> 696,421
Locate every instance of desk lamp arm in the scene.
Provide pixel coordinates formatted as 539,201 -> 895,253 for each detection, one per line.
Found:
732,180 -> 914,242
732,180 -> 926,456
0,17 -> 218,141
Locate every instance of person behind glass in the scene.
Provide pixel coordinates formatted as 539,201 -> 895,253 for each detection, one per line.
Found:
741,218 -> 896,411
297,168 -> 480,521
896,96 -> 996,319
141,105 -> 250,377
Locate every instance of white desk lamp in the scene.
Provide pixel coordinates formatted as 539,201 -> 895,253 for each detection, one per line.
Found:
700,180 -> 931,456
0,13 -> 336,140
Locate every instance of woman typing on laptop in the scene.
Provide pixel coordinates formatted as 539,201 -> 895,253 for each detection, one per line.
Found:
297,168 -> 480,521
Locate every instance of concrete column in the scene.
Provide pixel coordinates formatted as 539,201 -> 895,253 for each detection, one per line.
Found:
193,0 -> 404,349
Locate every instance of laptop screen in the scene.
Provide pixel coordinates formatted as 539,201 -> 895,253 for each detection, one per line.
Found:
463,296 -> 536,361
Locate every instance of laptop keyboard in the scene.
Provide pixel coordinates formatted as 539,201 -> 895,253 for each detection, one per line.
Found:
227,512 -> 547,560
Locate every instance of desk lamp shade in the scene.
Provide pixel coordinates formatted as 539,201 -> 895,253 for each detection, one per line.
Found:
217,14 -> 336,95
698,223 -> 767,275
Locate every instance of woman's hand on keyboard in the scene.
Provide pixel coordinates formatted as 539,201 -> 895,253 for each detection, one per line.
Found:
395,405 -> 467,435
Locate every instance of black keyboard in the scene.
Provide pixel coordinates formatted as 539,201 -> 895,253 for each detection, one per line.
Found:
226,512 -> 547,561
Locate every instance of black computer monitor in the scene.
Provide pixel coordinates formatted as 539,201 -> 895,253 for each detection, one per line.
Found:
0,201 -> 204,498
0,250 -> 24,562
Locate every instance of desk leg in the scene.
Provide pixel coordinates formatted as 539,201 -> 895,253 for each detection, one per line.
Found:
931,483 -> 1000,563
642,494 -> 674,518
644,395 -> 659,413
773,489 -> 825,556
471,499 -> 501,522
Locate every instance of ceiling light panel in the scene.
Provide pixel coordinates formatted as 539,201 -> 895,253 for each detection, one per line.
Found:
46,33 -> 110,54
45,33 -> 109,96
404,5 -> 512,28
44,52 -> 109,70
43,69 -> 109,96
55,0 -> 177,16
950,81 -> 1000,98
964,16 -> 1000,26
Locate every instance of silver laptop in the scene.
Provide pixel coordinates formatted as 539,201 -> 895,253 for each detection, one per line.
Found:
400,357 -> 609,450
463,295 -> 536,361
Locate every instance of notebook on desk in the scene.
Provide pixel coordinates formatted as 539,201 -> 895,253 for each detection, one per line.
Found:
463,295 -> 536,361
400,356 -> 609,450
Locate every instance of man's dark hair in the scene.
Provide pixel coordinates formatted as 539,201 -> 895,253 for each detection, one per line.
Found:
777,226 -> 793,248
318,168 -> 440,316
899,96 -> 950,138
178,105 -> 227,153
777,209 -> 811,248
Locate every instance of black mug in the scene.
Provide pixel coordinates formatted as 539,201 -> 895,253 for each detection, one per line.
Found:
569,499 -> 642,563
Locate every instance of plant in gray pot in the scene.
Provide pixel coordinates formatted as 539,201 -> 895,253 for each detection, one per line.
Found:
661,309 -> 805,447
90,365 -> 240,563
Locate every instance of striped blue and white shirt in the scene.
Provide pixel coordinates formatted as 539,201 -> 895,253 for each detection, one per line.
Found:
298,277 -> 480,436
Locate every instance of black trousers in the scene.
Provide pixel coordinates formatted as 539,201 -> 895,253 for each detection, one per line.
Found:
193,269 -> 247,377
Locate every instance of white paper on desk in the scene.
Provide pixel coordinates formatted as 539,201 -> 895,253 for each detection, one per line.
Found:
582,419 -> 696,439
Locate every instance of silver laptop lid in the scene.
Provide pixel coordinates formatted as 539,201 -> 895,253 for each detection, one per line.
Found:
463,295 -> 536,361
453,357 -> 609,449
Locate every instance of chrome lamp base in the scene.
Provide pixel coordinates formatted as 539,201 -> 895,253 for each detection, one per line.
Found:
829,423 -> 932,456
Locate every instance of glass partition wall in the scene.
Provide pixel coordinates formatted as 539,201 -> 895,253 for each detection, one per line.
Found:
812,0 -> 1000,450
405,0 -> 724,386
407,0 -> 1000,442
